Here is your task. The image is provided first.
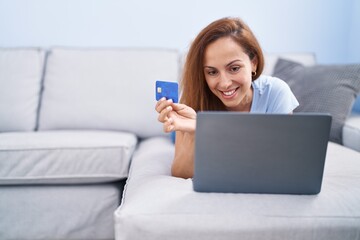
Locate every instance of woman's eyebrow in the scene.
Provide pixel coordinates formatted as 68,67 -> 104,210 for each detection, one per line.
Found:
226,59 -> 242,67
203,59 -> 243,68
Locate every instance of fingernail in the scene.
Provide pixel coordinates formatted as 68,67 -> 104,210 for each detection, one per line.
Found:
167,99 -> 173,103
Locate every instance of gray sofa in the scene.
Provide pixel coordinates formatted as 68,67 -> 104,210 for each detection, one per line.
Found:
0,48 -> 359,240
0,47 -> 178,240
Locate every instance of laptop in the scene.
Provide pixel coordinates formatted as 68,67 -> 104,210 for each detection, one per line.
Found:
193,112 -> 332,194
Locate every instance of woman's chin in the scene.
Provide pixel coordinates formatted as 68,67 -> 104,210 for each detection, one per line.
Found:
222,101 -> 240,110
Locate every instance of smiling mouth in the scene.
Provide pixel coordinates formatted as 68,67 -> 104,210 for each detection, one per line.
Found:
220,87 -> 239,98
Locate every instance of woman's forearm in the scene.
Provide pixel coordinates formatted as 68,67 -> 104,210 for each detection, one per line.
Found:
171,131 -> 195,179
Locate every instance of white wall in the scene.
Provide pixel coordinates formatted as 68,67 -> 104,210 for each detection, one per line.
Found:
348,0 -> 360,63
0,0 -> 358,64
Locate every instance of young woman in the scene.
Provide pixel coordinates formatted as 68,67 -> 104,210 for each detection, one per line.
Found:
155,17 -> 299,179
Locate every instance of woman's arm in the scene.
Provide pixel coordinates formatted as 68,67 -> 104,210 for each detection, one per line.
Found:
155,98 -> 197,178
172,131 -> 195,178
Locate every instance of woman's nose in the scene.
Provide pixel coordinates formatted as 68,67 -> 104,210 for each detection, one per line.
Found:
219,72 -> 232,89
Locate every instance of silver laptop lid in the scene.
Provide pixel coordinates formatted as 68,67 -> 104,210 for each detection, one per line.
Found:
193,112 -> 331,194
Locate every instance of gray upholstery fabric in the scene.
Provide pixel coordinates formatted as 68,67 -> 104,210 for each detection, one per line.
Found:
0,130 -> 137,184
263,52 -> 316,75
38,48 -> 179,138
273,59 -> 360,144
0,48 -> 45,132
114,137 -> 360,240
343,112 -> 360,152
0,181 -> 125,240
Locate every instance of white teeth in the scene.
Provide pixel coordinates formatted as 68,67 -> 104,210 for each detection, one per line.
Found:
223,89 -> 236,96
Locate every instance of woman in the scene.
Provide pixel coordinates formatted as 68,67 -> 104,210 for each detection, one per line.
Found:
155,17 -> 299,179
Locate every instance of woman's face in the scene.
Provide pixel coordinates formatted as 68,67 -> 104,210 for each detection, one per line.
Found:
203,37 -> 257,111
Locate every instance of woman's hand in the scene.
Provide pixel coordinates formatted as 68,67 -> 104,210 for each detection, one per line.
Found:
155,97 -> 197,178
155,98 -> 197,133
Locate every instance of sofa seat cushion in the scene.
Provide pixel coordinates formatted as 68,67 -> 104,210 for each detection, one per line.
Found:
0,130 -> 137,185
343,112 -> 360,152
115,137 -> 360,240
0,48 -> 45,132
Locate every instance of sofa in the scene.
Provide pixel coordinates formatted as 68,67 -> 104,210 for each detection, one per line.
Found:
0,47 -> 359,240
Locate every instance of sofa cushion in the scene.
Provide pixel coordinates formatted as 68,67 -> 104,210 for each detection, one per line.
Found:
0,182 -> 124,239
0,48 -> 45,132
263,52 -> 316,75
343,113 -> 360,152
38,48 -> 179,139
115,137 -> 360,240
0,130 -> 137,185
273,59 -> 360,144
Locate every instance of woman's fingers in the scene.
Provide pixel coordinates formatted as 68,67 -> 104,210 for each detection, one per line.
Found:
154,97 -> 165,112
156,98 -> 175,123
158,105 -> 172,123
163,117 -> 174,132
168,111 -> 196,133
155,98 -> 173,113
156,100 -> 197,133
171,103 -> 197,120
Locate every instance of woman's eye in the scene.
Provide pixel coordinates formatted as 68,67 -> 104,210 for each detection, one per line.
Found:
207,70 -> 217,76
230,66 -> 240,72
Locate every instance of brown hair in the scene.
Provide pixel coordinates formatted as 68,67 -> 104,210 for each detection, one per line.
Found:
180,17 -> 264,111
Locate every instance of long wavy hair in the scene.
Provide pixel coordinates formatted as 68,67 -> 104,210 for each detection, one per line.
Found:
180,17 -> 264,111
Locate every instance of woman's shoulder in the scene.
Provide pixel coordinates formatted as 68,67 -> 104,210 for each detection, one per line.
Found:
253,75 -> 287,85
252,75 -> 289,92
252,76 -> 299,113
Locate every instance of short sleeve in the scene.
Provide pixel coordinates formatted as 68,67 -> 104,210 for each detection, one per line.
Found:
267,77 -> 299,113
251,76 -> 299,114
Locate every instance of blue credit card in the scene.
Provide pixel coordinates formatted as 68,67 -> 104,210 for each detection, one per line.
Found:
155,80 -> 179,103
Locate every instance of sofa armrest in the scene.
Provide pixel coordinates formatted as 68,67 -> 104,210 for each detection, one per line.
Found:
343,112 -> 360,152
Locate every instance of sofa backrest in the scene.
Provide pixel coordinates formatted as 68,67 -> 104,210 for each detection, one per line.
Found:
38,48 -> 179,138
263,52 -> 316,75
0,48 -> 45,132
4,48 -> 356,140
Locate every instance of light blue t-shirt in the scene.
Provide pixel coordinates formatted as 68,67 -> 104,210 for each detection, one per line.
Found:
171,76 -> 298,142
250,75 -> 299,113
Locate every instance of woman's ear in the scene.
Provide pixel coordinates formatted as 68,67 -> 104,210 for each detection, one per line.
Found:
251,56 -> 258,72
